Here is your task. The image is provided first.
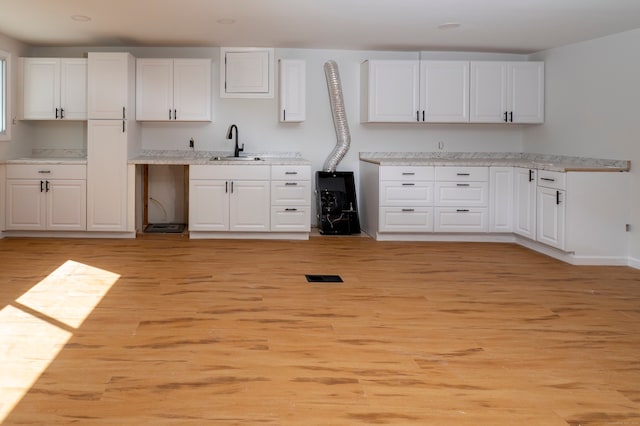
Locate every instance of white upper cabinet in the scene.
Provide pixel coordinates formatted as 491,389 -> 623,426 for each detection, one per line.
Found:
470,61 -> 544,123
360,60 -> 469,123
420,60 -> 469,123
21,58 -> 87,120
88,52 -> 135,119
221,47 -> 274,98
278,59 -> 306,122
136,58 -> 211,121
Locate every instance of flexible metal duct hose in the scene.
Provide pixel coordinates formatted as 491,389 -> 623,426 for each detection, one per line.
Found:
323,60 -> 351,172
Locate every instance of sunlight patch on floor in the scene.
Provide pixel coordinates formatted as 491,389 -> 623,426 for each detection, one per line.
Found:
0,260 -> 120,423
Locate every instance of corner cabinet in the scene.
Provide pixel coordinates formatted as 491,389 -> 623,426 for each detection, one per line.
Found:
21,58 -> 87,120
136,58 -> 211,121
360,60 -> 468,123
278,59 -> 306,122
470,61 -> 544,123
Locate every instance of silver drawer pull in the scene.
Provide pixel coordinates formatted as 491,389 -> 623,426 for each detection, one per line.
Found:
456,173 -> 470,176
38,170 -> 52,174
285,182 -> 298,186
285,208 -> 298,212
456,209 -> 470,213
456,183 -> 470,187
402,183 -> 415,186
401,208 -> 415,212
540,177 -> 555,182
402,172 -> 415,176
285,171 -> 298,175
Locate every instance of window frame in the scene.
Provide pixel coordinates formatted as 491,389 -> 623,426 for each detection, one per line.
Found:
0,49 -> 11,141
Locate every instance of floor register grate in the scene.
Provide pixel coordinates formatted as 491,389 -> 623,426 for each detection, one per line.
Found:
305,275 -> 343,283
144,223 -> 186,234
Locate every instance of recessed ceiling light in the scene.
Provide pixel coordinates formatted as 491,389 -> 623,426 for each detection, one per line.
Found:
438,22 -> 461,30
216,18 -> 236,25
71,15 -> 91,22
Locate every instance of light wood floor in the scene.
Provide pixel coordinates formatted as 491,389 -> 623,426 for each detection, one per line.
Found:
0,235 -> 639,425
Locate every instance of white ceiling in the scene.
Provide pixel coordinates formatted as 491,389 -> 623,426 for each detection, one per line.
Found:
1,0 -> 640,53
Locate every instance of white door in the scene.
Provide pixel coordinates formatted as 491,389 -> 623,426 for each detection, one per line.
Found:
136,58 -> 174,121
173,59 -> 212,121
420,61 -> 469,123
537,187 -> 565,250
229,180 -> 270,232
88,52 -> 133,119
364,60 -> 419,122
22,58 -> 60,120
47,180 -> 86,230
513,168 -> 537,239
6,179 -> 46,230
509,62 -> 544,123
188,180 -> 229,231
470,61 -> 508,123
87,120 -> 128,231
60,59 -> 87,120
489,167 -> 514,232
278,59 -> 306,122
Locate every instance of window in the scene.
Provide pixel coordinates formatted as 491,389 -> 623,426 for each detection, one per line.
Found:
0,49 -> 10,141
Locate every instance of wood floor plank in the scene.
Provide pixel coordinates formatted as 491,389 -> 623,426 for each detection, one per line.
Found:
0,236 -> 639,424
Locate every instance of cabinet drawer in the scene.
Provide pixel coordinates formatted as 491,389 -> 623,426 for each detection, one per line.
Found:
537,170 -> 566,190
271,165 -> 311,180
380,181 -> 434,206
271,181 -> 310,205
380,166 -> 434,181
435,182 -> 488,206
190,164 -> 270,180
435,166 -> 488,182
435,207 -> 488,232
271,206 -> 310,232
7,164 -> 87,180
379,207 -> 434,232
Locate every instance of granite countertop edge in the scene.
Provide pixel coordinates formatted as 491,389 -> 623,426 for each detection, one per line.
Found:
359,152 -> 631,173
128,151 -> 311,166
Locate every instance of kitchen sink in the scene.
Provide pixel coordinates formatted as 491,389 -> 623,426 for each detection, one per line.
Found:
210,156 -> 263,162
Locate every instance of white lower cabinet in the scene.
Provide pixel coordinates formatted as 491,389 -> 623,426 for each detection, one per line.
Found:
6,164 -> 86,231
535,170 -> 566,250
189,165 -> 270,232
434,166 -> 488,232
378,165 -> 434,232
270,165 -> 311,232
489,167 -> 514,232
513,167 -> 537,239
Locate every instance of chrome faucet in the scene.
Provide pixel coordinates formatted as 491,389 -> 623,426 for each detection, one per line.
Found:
227,124 -> 244,157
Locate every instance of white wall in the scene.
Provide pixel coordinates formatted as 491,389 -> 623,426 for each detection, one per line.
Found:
524,28 -> 640,266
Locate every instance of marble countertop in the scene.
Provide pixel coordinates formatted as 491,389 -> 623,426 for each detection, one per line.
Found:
359,152 -> 630,172
128,150 -> 311,166
4,157 -> 87,165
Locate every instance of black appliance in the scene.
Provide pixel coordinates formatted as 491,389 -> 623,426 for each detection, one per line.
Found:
316,171 -> 360,235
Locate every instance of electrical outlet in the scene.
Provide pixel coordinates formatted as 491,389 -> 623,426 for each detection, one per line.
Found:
626,224 -> 632,232
438,141 -> 445,150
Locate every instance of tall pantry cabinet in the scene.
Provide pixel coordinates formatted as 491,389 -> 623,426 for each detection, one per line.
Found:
87,52 -> 138,233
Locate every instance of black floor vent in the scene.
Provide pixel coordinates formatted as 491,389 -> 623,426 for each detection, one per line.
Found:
144,223 -> 186,234
305,275 -> 343,283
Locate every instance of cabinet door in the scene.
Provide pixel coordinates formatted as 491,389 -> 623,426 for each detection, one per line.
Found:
509,62 -> 544,123
189,180 -> 229,231
222,48 -> 273,98
420,61 -> 469,123
173,59 -> 212,121
87,120 -> 128,231
47,179 -> 86,230
361,60 -> 419,122
22,58 -> 60,120
513,168 -> 537,239
278,59 -> 306,122
229,180 -> 270,232
470,61 -> 508,123
489,167 -> 514,232
136,58 -> 173,121
537,187 -> 565,250
6,179 -> 46,230
88,52 -> 134,119
60,59 -> 87,120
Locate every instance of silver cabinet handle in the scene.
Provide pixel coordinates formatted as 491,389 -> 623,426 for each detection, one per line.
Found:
285,182 -> 298,186
456,183 -> 470,187
457,173 -> 470,176
541,177 -> 555,182
402,172 -> 415,176
402,183 -> 415,186
285,171 -> 298,175
402,208 -> 415,212
38,170 -> 51,174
